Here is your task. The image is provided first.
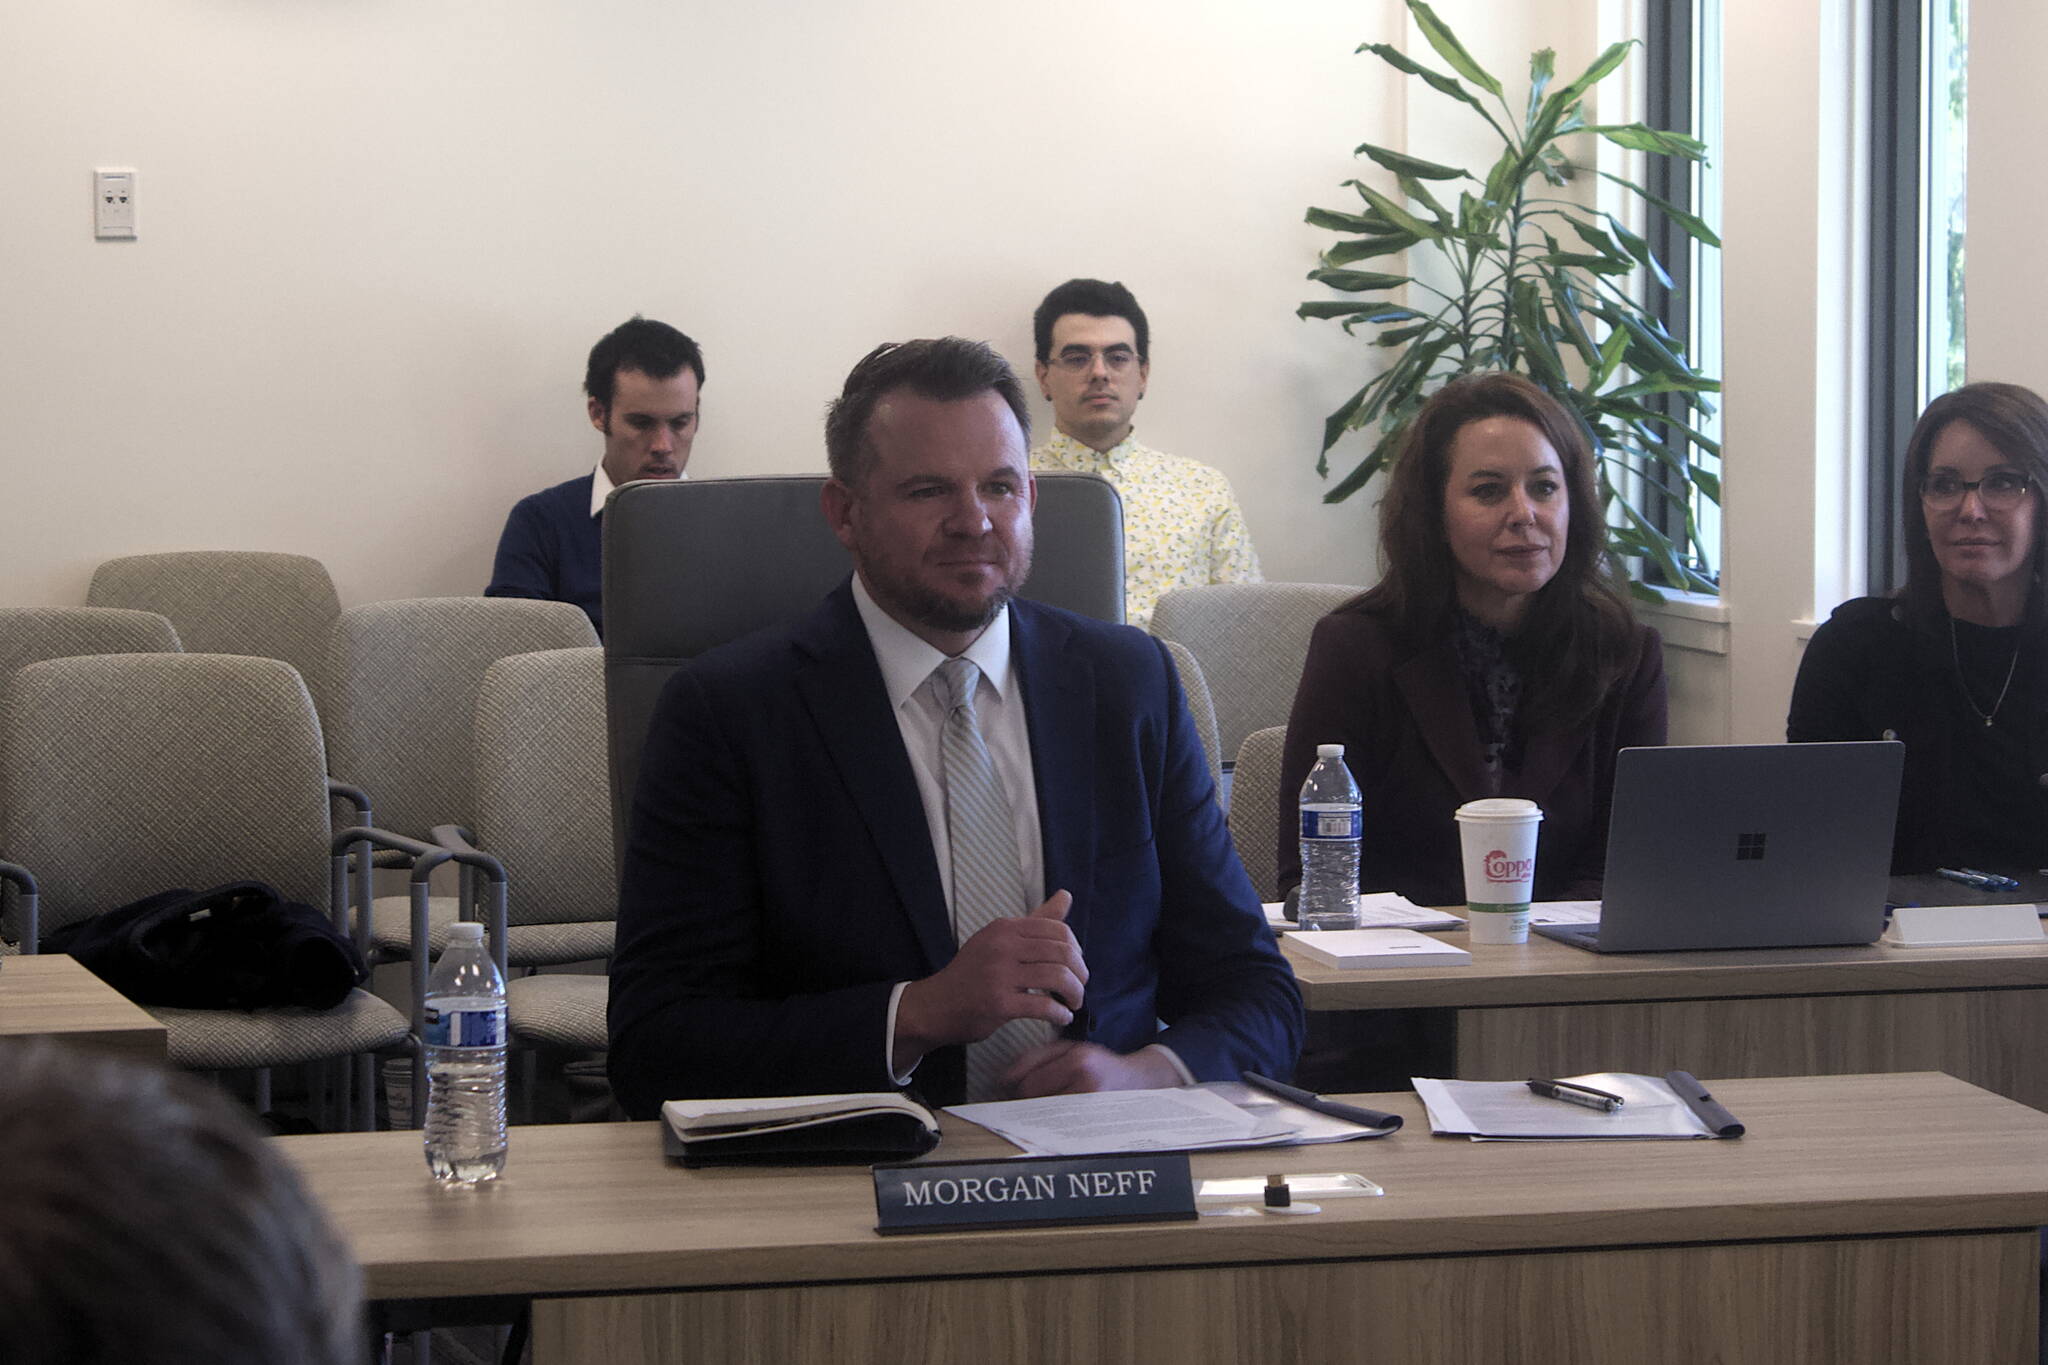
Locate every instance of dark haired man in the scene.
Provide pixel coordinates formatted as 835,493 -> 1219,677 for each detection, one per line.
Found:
1030,279 -> 1261,628
486,316 -> 704,635
608,336 -> 1301,1115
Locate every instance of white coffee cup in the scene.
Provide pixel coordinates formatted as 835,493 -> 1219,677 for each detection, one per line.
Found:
1453,798 -> 1543,945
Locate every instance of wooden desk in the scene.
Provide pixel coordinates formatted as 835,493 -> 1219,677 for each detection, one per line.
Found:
0,953 -> 167,1062
1285,931 -> 2048,1109
281,1073 -> 2048,1364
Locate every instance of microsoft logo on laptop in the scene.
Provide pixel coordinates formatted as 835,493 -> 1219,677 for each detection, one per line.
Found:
1735,832 -> 1768,861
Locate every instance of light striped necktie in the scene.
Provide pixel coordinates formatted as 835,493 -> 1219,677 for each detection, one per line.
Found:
932,656 -> 1054,1100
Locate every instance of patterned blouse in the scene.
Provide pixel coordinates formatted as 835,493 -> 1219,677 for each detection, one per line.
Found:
1030,431 -> 1262,629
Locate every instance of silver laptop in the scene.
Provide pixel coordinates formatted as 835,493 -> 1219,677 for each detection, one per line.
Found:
1534,741 -> 1904,953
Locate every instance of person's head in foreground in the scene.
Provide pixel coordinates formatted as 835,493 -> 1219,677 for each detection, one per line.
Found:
0,1042 -> 362,1365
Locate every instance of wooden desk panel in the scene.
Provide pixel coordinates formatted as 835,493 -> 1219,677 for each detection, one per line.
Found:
1288,932 -> 2048,1110
0,953 -> 167,1062
284,1074 -> 2048,1364
1283,931 -> 2048,1011
550,1233 -> 2032,1365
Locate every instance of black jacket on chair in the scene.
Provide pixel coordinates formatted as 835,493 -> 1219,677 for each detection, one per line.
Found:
44,881 -> 367,1011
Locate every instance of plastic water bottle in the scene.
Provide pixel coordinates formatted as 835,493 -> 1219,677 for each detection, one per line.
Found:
1298,743 -> 1363,930
422,921 -> 507,1184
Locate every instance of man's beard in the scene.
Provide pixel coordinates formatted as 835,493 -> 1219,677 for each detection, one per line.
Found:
903,581 -> 1015,635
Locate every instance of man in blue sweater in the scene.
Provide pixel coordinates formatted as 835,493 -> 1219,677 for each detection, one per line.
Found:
485,316 -> 704,635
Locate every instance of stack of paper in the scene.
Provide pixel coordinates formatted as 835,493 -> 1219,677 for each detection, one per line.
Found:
1284,927 -> 1472,969
1413,1072 -> 1741,1141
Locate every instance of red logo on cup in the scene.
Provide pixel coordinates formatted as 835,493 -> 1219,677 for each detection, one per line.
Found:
1484,849 -> 1534,883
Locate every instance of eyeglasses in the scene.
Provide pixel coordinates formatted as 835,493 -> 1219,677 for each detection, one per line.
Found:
1049,348 -> 1140,374
1919,470 -> 2035,510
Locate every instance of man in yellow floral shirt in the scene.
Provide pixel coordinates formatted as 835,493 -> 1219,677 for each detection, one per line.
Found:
1028,279 -> 1262,629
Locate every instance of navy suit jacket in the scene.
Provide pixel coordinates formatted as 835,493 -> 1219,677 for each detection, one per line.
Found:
485,473 -> 604,634
607,581 -> 1303,1118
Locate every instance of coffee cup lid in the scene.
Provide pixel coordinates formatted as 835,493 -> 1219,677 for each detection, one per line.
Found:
1454,797 -> 1543,821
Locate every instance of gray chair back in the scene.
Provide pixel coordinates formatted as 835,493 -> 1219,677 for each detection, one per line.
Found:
1150,582 -> 1362,760
474,647 -> 612,927
0,607 -> 185,936
0,654 -> 331,933
324,598 -> 598,837
601,473 -> 1124,854
1160,639 -> 1222,797
86,551 -> 340,710
1227,725 -> 1288,902
0,607 -> 183,676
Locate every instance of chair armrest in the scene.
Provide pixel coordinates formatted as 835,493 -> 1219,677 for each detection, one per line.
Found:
332,826 -> 509,978
0,860 -> 39,955
326,778 -> 372,825
429,823 -> 479,855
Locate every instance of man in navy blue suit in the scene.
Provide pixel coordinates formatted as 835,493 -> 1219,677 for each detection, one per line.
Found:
607,337 -> 1301,1117
485,316 -> 703,635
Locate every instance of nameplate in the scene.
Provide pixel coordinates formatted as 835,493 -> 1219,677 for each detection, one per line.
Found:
873,1152 -> 1195,1235
1883,903 -> 2046,948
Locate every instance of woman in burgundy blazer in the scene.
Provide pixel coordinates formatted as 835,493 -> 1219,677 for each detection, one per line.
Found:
1277,374 -> 1667,909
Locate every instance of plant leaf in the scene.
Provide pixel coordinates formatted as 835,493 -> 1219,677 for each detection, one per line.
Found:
1354,141 -> 1470,181
1397,174 -> 1455,228
1587,123 -> 1709,161
1318,381 -> 1373,461
1373,321 -> 1438,347
1306,205 -> 1407,235
1345,180 -> 1444,240
1306,267 -> 1410,292
1548,40 -> 1635,112
1604,213 -> 1672,290
1408,0 -> 1503,96
1597,170 -> 1722,247
1478,145 -> 1521,209
1357,42 -> 1490,117
1296,300 -> 1426,324
1526,47 -> 1555,125
1322,234 -> 1421,266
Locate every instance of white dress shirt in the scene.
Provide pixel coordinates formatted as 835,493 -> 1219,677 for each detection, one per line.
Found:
852,577 -> 1190,1088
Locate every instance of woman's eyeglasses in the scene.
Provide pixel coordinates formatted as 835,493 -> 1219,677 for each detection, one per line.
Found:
1919,470 -> 2035,510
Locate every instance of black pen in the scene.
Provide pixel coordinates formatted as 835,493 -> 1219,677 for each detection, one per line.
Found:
1241,1071 -> 1402,1133
1526,1078 -> 1625,1113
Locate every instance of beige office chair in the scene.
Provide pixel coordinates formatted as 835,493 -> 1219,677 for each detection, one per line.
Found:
1227,726 -> 1288,902
86,551 -> 341,717
0,606 -> 185,952
0,653 -> 412,1123
1160,639 -> 1223,798
323,597 -> 599,961
1150,582 -> 1361,763
459,649 -> 615,1061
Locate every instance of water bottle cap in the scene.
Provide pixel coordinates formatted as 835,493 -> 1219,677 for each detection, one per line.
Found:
447,922 -> 486,943
1316,743 -> 1344,758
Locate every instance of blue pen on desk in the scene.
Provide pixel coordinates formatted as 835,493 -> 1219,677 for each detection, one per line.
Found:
1938,867 -> 2016,891
1960,867 -> 2022,891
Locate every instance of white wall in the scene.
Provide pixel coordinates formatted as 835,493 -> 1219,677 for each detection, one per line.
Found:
3,0 -> 1486,608
0,0 -> 1618,611
1966,3 -> 2048,387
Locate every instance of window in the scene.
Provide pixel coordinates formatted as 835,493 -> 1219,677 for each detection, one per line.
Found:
1641,0 -> 1724,591
1867,0 -> 1969,592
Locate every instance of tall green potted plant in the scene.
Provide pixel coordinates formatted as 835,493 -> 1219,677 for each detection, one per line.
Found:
1302,0 -> 1721,594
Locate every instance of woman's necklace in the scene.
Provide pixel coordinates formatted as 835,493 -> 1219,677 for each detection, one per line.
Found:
1950,614 -> 2023,728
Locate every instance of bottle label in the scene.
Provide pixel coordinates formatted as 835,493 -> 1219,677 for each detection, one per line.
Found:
423,1003 -> 505,1048
1300,809 -> 1362,840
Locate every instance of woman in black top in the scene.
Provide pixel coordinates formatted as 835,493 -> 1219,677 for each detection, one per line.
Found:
1789,382 -> 2048,874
